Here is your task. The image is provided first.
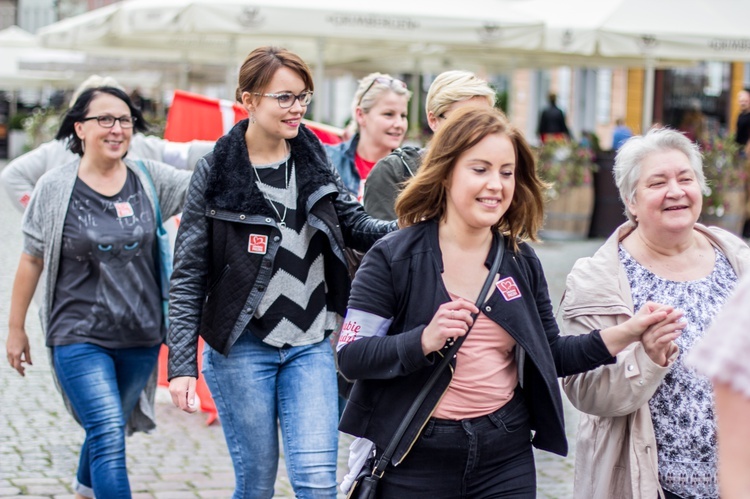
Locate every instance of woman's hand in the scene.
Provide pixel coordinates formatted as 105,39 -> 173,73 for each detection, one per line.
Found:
169,376 -> 198,413
600,301 -> 682,358
6,326 -> 32,376
421,298 -> 479,355
639,304 -> 683,366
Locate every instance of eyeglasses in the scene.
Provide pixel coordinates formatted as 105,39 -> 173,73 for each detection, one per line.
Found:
81,115 -> 136,128
357,77 -> 408,107
253,91 -> 313,109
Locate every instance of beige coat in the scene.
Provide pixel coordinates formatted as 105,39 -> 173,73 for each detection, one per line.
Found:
560,222 -> 750,499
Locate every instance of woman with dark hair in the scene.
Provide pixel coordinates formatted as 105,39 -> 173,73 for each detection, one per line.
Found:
6,86 -> 191,498
336,106 -> 682,497
166,46 -> 395,498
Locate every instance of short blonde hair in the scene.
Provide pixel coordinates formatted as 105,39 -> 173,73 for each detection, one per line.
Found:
70,75 -> 124,108
425,70 -> 495,118
350,72 -> 411,133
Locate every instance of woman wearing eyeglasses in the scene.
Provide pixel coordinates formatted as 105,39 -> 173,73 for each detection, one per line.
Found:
363,70 -> 496,220
6,86 -> 191,498
167,46 -> 395,498
325,72 -> 411,200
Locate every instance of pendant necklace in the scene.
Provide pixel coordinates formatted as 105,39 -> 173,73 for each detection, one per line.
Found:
253,158 -> 290,228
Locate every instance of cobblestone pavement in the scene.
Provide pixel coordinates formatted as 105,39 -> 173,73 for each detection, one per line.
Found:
0,160 -> 603,498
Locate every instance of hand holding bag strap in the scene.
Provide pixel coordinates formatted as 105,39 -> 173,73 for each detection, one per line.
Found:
370,232 -> 505,480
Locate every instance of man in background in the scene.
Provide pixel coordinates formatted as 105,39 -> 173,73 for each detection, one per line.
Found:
537,92 -> 570,143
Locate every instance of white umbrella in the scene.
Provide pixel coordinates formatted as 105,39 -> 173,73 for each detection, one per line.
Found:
0,25 -> 83,90
512,0 -> 750,130
37,0 -> 546,119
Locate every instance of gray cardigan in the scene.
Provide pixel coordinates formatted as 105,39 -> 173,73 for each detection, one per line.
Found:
22,157 -> 191,433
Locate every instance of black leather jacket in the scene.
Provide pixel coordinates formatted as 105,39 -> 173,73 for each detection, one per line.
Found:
338,221 -> 615,463
168,120 -> 395,379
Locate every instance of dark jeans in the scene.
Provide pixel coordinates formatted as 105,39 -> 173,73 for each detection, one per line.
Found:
376,392 -> 536,499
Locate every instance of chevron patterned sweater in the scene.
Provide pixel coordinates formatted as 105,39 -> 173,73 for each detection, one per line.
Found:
248,155 -> 338,347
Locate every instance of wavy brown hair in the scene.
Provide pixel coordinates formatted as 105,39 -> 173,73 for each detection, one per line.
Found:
395,106 -> 547,249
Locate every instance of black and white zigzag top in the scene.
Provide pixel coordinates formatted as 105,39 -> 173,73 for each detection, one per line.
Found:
244,155 -> 340,348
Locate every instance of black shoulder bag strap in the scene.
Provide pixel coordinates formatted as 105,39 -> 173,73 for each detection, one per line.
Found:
369,232 -> 505,482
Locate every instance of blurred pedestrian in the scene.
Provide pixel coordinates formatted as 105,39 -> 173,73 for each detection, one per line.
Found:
6,86 -> 190,498
537,92 -> 570,143
337,107 -> 681,498
560,127 -> 750,499
687,273 -> 750,499
363,70 -> 495,220
166,46 -> 396,498
612,117 -> 633,151
325,72 -> 411,200
0,75 -> 213,213
736,89 -> 750,156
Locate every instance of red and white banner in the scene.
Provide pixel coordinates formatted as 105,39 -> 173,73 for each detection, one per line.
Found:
164,89 -> 343,145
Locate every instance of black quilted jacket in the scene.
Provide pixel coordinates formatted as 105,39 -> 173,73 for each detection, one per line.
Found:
167,120 -> 396,379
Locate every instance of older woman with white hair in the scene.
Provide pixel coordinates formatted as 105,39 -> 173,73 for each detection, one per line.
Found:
559,127 -> 750,499
363,70 -> 496,219
325,72 -> 411,199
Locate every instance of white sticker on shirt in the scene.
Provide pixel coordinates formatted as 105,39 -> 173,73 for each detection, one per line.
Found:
336,309 -> 393,352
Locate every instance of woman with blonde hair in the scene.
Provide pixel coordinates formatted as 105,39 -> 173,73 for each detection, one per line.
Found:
363,69 -> 496,220
336,106 -> 682,497
325,72 -> 411,199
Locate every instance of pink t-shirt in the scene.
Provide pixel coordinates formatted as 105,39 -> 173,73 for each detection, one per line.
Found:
433,293 -> 518,420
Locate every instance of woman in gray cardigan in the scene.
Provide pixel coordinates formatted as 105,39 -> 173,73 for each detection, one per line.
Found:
6,86 -> 190,499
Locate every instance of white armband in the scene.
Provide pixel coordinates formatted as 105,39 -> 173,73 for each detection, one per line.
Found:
336,309 -> 392,352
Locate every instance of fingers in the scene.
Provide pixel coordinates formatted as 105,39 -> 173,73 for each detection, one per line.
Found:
7,342 -> 31,377
169,377 -> 198,413
421,299 -> 480,355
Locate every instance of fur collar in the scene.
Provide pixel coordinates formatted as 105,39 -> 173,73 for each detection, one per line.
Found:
205,119 -> 337,213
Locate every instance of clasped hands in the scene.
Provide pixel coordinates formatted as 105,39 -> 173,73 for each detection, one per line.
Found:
616,301 -> 684,367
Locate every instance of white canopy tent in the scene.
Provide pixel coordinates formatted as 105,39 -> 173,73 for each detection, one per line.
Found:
0,25 -> 84,90
512,0 -> 750,131
37,0 -> 549,121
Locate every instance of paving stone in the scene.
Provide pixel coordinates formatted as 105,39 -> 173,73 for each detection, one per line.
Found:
0,487 -> 21,496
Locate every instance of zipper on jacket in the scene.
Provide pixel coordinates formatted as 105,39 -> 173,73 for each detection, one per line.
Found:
205,265 -> 231,303
393,353 -> 455,466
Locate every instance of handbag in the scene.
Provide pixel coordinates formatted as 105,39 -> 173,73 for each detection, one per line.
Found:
136,160 -> 173,328
346,233 -> 505,499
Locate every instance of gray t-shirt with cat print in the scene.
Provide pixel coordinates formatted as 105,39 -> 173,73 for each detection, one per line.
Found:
48,169 -> 162,348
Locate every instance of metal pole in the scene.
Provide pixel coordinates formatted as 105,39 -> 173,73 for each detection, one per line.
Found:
313,37 -> 325,122
642,58 -> 655,133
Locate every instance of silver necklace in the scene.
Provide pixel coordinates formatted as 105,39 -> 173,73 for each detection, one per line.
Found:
252,158 -> 290,228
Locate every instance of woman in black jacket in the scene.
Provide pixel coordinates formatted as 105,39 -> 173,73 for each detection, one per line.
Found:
337,107 -> 682,498
166,46 -> 394,499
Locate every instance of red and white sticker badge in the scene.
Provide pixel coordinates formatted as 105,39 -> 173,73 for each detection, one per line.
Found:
114,201 -> 134,218
248,234 -> 268,254
496,277 -> 522,301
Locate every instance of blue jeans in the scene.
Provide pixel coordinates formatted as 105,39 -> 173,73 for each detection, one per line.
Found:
53,342 -> 160,498
377,391 -> 536,498
203,332 -> 338,499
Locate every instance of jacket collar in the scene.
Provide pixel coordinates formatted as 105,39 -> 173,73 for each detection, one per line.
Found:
425,219 -> 505,273
205,119 -> 337,213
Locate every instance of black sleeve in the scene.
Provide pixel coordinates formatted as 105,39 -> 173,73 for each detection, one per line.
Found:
524,246 -> 615,376
337,239 -> 433,380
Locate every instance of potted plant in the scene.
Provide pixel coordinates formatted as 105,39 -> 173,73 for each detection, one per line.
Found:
700,135 -> 746,235
535,137 -> 598,238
